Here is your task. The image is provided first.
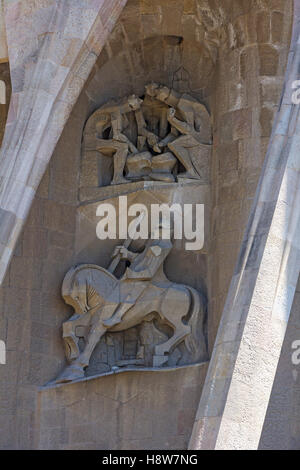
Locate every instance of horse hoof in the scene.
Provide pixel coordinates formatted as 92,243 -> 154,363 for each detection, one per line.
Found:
54,365 -> 85,384
153,355 -> 168,367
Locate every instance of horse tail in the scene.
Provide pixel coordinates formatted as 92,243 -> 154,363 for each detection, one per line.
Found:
184,287 -> 208,363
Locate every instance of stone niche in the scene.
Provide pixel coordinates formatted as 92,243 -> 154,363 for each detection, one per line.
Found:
51,15 -> 217,383
54,79 -> 212,382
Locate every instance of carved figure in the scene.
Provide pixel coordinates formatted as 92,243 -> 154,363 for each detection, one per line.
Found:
94,95 -> 143,185
82,84 -> 212,186
145,84 -> 212,179
55,233 -> 207,383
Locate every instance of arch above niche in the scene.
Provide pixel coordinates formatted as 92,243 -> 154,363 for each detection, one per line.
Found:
87,33 -> 216,110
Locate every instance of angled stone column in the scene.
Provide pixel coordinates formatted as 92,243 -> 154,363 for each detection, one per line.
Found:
0,0 -> 127,283
189,2 -> 300,450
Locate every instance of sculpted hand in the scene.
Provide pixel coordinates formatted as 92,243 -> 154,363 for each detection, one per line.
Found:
112,246 -> 129,260
167,107 -> 176,119
147,132 -> 161,153
114,133 -> 129,144
129,142 -> 138,153
157,140 -> 166,150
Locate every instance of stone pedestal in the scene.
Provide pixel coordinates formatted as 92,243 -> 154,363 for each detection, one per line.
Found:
36,363 -> 208,450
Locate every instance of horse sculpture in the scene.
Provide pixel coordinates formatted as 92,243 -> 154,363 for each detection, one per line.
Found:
54,239 -> 207,384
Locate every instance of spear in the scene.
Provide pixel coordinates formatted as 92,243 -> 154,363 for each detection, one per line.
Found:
107,210 -> 146,274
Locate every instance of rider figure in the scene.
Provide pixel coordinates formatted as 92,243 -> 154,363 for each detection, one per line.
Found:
103,234 -> 172,328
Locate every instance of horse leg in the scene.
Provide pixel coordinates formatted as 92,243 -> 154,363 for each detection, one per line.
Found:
62,313 -> 92,362
55,320 -> 107,383
154,288 -> 191,366
154,322 -> 191,357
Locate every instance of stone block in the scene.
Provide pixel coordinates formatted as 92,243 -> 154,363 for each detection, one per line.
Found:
271,12 -> 284,43
43,200 -> 76,234
256,11 -> 271,43
260,106 -> 275,137
258,44 -> 279,76
22,229 -> 48,259
10,257 -> 43,290
232,108 -> 252,141
37,363 -> 208,449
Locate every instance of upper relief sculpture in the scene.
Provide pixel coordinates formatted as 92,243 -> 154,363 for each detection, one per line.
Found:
54,227 -> 207,384
83,84 -> 212,186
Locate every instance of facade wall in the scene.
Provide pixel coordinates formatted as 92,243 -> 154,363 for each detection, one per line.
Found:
0,0 -> 296,450
209,0 -> 293,353
36,364 -> 208,450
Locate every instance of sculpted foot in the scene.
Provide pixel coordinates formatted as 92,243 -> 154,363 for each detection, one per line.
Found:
111,177 -> 130,185
54,364 -> 85,384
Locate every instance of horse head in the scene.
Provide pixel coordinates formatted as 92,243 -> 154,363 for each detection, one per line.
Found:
62,266 -> 89,315
62,264 -> 119,316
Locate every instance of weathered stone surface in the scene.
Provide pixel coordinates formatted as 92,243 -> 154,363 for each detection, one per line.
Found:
189,1 -> 299,450
0,0 -> 296,452
37,363 -> 208,450
54,233 -> 207,384
81,83 -> 212,189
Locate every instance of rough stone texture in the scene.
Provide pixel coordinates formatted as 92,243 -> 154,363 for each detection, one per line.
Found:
208,0 -> 293,356
36,364 -> 208,450
189,0 -> 299,450
0,0 -> 296,451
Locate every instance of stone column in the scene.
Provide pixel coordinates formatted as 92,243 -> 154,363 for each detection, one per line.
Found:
189,1 -> 300,450
0,0 -> 127,283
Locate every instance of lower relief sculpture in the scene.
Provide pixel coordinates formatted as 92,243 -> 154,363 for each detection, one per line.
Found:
55,230 -> 208,384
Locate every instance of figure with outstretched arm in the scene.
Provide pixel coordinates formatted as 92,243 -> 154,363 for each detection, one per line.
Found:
94,95 -> 142,185
145,84 -> 212,180
103,235 -> 172,328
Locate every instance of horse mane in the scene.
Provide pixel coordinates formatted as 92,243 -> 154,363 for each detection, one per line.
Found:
62,264 -> 117,298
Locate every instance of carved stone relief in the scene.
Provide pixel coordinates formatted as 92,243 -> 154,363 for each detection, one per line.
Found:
52,83 -> 211,385
54,232 -> 208,384
81,83 -> 212,189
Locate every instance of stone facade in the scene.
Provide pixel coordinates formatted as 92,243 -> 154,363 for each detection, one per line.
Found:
0,0 -> 299,451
